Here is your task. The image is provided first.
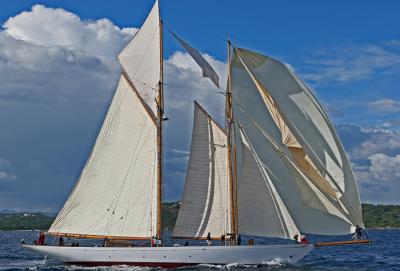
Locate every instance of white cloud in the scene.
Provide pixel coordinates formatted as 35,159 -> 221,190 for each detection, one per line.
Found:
303,44 -> 400,83
339,125 -> 400,203
368,99 -> 400,113
0,171 -> 17,181
354,153 -> 400,204
366,153 -> 400,182
0,3 -> 140,104
3,5 -> 136,57
351,128 -> 400,159
0,158 -> 17,181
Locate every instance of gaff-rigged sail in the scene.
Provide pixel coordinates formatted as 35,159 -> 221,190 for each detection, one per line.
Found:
173,102 -> 230,239
231,47 -> 363,236
49,1 -> 161,240
49,75 -> 158,239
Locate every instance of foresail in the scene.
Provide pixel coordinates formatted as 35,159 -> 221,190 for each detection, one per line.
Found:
173,102 -> 230,239
49,75 -> 158,239
118,0 -> 160,115
235,124 -> 299,239
231,48 -> 363,236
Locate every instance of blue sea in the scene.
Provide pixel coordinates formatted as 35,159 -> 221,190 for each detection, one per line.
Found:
0,230 -> 398,270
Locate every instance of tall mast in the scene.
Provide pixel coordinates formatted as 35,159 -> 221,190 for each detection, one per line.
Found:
226,39 -> 238,237
156,7 -> 164,241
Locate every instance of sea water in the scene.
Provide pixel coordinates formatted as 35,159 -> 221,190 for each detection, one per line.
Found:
0,230 -> 399,270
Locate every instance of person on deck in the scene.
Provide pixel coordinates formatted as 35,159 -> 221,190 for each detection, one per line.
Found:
207,232 -> 212,246
294,234 -> 309,244
38,232 -> 45,245
237,234 -> 242,246
58,236 -> 65,246
220,234 -> 225,246
184,241 -> 189,246
353,225 -> 363,240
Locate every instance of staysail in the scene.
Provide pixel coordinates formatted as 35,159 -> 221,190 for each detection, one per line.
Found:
231,47 -> 364,236
49,1 -> 161,240
173,102 -> 230,239
234,123 -> 299,239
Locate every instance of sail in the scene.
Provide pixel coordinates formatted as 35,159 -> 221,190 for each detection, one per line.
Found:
173,102 -> 230,239
170,31 -> 220,88
235,125 -> 299,239
48,75 -> 158,239
118,0 -> 160,115
231,47 -> 364,236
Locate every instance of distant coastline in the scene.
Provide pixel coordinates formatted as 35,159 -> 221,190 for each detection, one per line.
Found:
0,202 -> 398,231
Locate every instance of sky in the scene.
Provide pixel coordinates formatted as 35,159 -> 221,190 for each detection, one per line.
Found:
0,0 -> 399,212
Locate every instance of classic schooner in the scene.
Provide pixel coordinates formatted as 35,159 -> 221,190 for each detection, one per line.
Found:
24,0 -> 369,267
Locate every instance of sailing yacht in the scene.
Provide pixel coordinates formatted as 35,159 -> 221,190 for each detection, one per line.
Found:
24,0 -> 368,267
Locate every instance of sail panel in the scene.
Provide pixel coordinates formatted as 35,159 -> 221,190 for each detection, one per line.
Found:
235,127 -> 299,239
235,48 -> 363,228
118,0 -> 160,115
49,75 -> 158,238
231,49 -> 363,235
173,102 -> 230,238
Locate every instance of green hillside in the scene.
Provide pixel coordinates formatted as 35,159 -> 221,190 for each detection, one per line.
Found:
362,203 -> 400,228
1,203 -> 399,231
0,213 -> 53,231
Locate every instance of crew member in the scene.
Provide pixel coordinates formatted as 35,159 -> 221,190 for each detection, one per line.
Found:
207,232 -> 212,246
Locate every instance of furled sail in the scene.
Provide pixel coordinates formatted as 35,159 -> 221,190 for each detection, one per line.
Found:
230,47 -> 364,236
173,102 -> 230,239
118,0 -> 161,115
49,2 -> 161,239
49,75 -> 158,239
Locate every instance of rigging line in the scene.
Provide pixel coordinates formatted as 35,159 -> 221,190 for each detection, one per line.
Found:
163,82 -> 226,95
129,79 -> 226,96
164,22 -> 228,43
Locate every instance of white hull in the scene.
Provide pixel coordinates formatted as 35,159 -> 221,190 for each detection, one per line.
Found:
23,244 -> 313,267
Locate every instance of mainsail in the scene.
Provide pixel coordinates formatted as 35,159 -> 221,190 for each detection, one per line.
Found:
49,1 -> 162,240
231,47 -> 364,235
173,102 -> 230,239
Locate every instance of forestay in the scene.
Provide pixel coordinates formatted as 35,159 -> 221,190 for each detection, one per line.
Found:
173,102 -> 230,239
49,75 -> 158,239
231,47 -> 364,236
118,0 -> 161,115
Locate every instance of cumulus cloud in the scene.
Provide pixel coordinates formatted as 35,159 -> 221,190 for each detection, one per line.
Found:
350,128 -> 400,159
337,125 -> 400,203
0,5 -> 139,104
302,44 -> 400,83
354,153 -> 400,203
3,5 -> 136,57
